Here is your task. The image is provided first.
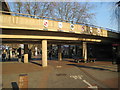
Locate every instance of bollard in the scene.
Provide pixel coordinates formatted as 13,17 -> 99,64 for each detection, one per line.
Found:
18,74 -> 28,89
18,58 -> 21,62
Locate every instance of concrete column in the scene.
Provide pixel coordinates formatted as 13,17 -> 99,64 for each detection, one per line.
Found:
24,44 -> 28,63
58,45 -> 62,61
35,47 -> 38,56
42,40 -> 47,67
10,48 -> 12,59
83,42 -> 87,63
8,48 -> 12,60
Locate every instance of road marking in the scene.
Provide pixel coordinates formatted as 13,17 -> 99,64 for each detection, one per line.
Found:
56,66 -> 62,68
78,75 -> 82,79
83,80 -> 98,89
70,75 -> 83,80
70,75 -> 98,89
73,76 -> 78,79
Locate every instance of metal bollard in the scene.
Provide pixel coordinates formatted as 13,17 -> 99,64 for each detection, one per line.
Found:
18,74 -> 28,89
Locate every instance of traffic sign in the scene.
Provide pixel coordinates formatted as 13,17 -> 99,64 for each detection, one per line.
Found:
43,20 -> 48,27
58,22 -> 63,28
90,27 -> 93,33
82,26 -> 85,32
97,28 -> 101,33
70,24 -> 74,30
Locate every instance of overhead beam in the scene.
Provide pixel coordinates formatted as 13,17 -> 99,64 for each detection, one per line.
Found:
0,34 -> 102,42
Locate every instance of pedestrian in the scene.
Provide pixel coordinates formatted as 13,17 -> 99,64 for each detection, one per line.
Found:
49,51 -> 52,60
2,49 -> 6,62
17,47 -> 22,62
28,49 -> 32,61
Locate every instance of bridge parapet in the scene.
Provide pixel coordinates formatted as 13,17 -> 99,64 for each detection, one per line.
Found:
0,11 -> 119,39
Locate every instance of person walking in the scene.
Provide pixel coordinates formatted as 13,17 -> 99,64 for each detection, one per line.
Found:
28,49 -> 32,62
48,51 -> 52,60
2,49 -> 6,62
17,47 -> 22,62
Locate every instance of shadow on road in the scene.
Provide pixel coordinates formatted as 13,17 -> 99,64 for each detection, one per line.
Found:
67,64 -> 117,72
30,61 -> 42,66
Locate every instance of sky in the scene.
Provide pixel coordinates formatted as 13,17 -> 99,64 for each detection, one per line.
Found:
89,2 -> 118,32
6,0 -> 119,32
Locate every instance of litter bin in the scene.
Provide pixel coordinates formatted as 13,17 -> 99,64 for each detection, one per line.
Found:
19,74 -> 28,88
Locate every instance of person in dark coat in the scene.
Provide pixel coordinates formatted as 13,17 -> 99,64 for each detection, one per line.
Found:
2,50 -> 6,62
28,49 -> 32,61
17,47 -> 22,62
48,51 -> 52,60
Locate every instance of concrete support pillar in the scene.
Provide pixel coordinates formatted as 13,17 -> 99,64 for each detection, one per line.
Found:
24,44 -> 28,63
8,48 -> 12,60
42,40 -> 47,67
58,45 -> 62,61
35,47 -> 38,56
83,42 -> 87,63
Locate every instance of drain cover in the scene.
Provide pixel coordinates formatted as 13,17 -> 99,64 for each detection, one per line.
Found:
56,66 -> 62,68
56,73 -> 67,76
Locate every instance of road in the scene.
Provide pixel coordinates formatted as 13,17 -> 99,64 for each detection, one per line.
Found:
2,60 -> 119,89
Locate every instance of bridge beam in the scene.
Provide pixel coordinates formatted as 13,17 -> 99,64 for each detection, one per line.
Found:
42,40 -> 48,67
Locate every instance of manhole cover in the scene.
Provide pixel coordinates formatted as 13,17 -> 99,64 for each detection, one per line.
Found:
56,73 -> 67,76
56,66 -> 62,68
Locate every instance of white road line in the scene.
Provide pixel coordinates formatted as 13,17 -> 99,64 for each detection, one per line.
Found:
73,76 -> 77,79
78,75 -> 82,79
70,75 -> 98,89
83,80 -> 98,89
70,75 -> 83,80
83,80 -> 93,87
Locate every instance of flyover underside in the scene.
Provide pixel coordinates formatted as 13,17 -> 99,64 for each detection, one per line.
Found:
2,39 -> 84,45
1,28 -> 120,44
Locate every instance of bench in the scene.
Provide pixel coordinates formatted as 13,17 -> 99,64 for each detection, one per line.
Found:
74,58 -> 84,63
74,57 -> 96,63
87,58 -> 96,62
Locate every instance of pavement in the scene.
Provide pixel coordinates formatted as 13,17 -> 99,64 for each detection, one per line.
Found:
1,58 -> 120,89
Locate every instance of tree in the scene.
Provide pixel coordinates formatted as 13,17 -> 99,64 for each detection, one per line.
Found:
116,1 -> 120,33
14,2 -> 23,13
12,2 -> 95,24
110,1 -> 120,33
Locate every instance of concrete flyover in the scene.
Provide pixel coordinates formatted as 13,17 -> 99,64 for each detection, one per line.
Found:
1,11 -> 120,67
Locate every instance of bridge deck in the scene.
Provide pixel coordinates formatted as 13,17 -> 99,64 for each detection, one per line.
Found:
0,11 -> 120,43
